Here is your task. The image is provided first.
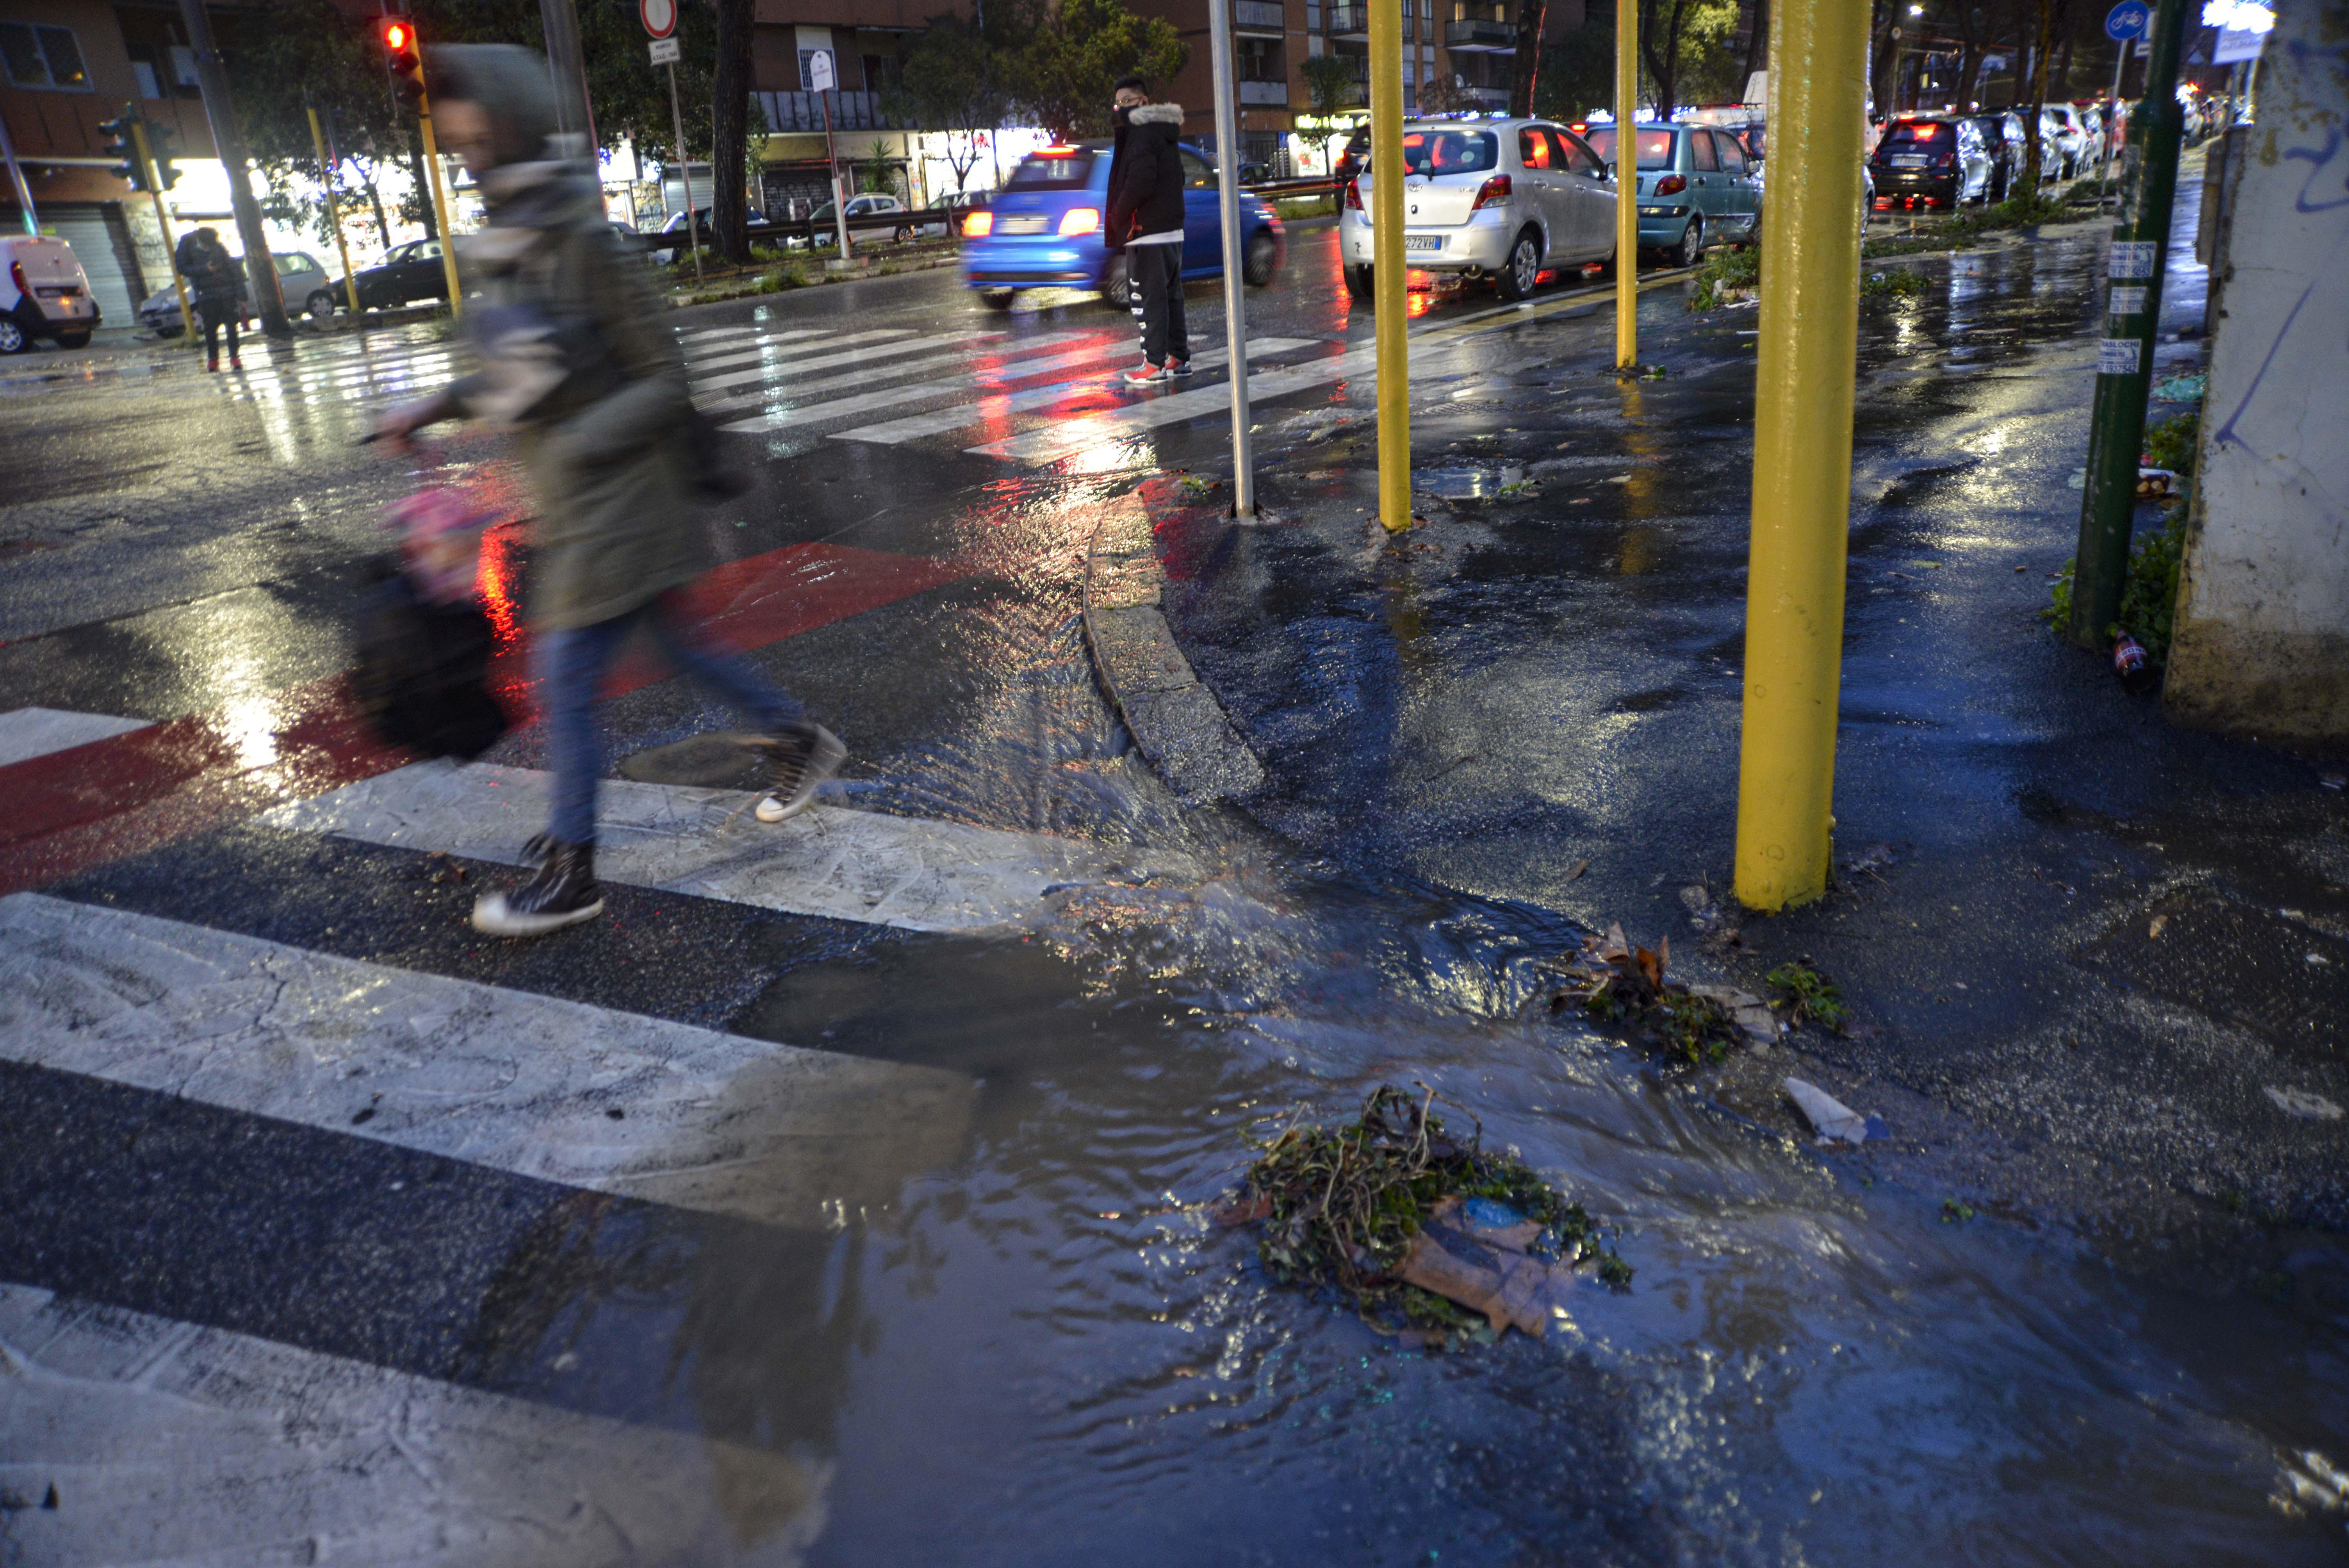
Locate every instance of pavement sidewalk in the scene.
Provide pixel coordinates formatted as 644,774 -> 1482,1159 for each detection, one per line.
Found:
1109,197 -> 2349,1288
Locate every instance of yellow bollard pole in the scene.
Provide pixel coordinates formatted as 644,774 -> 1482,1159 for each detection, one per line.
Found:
1731,0 -> 1869,911
417,107 -> 463,320
128,119 -> 196,342
307,105 -> 362,315
1614,0 -> 1638,369
1369,0 -> 1411,534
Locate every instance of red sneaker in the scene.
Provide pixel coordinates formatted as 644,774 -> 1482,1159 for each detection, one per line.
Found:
1124,361 -> 1171,385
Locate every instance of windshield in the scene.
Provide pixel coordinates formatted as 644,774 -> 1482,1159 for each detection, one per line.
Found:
1396,129 -> 1499,176
1579,127 -> 1676,169
1006,150 -> 1098,189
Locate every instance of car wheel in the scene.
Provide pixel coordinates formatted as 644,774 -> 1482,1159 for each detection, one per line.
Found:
978,288 -> 1016,310
1673,215 -> 1704,269
305,289 -> 335,322
55,331 -> 90,349
0,315 -> 27,355
1098,253 -> 1131,311
1242,229 -> 1278,287
1343,263 -> 1375,302
1494,228 -> 1541,300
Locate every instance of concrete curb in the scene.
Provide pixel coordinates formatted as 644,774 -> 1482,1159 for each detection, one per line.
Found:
667,248 -> 961,308
1080,498 -> 1265,806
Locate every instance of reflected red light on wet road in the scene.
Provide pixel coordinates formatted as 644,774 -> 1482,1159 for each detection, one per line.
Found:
475,525 -> 520,646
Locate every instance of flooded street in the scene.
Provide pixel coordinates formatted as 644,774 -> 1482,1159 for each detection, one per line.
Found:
6,144 -> 2347,1564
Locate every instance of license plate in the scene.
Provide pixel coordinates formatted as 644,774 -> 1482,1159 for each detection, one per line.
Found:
1001,215 -> 1048,234
1403,234 -> 1442,253
1892,155 -> 1928,167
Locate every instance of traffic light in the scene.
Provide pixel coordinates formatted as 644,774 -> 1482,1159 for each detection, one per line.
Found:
146,121 -> 180,191
98,107 -> 149,192
380,16 -> 427,109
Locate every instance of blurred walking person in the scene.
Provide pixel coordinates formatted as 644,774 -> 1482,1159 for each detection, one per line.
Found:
175,227 -> 242,371
1104,76 -> 1189,384
373,44 -> 843,938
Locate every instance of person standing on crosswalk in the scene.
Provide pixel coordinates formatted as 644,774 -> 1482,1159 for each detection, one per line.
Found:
372,44 -> 843,939
1104,78 -> 1190,386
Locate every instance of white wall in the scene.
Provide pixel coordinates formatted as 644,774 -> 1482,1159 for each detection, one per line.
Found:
2164,0 -> 2349,747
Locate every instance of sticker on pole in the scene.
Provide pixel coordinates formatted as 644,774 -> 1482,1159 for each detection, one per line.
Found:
648,35 -> 679,64
2104,0 -> 2150,39
2108,240 -> 2157,279
2106,285 -> 2148,317
806,48 -> 836,92
641,0 -> 676,37
2097,337 -> 2142,376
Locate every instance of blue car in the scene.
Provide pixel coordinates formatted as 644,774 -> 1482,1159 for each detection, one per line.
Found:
960,141 -> 1283,310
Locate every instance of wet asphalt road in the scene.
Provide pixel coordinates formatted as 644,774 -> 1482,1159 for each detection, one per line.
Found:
5,192 -> 2349,1565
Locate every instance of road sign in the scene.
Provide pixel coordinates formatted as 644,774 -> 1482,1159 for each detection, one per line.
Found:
2105,1 -> 2151,39
649,35 -> 679,65
806,48 -> 835,92
641,0 -> 675,38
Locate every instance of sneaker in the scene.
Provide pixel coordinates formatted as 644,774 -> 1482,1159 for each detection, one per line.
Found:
755,723 -> 846,823
1166,358 -> 1193,377
229,356 -> 242,370
205,356 -> 218,372
472,839 -> 603,936
1124,361 -> 1171,385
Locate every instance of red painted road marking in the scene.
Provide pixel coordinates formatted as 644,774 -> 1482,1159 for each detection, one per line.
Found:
0,542 -> 974,896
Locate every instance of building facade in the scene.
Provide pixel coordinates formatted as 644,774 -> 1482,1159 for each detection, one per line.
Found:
1,0 -> 228,324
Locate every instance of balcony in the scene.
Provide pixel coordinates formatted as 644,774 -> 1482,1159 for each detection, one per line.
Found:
1234,0 -> 1287,32
1443,18 -> 1517,50
1239,79 -> 1290,105
1327,4 -> 1369,36
753,90 -> 900,132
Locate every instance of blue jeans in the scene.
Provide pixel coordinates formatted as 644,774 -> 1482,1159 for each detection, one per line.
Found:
538,593 -> 803,845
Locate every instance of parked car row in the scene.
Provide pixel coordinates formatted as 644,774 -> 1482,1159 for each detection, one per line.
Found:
1868,101 -> 2119,210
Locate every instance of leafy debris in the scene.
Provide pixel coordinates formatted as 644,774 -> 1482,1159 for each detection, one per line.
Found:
1765,960 -> 1847,1032
1542,923 -> 1780,1063
1226,1085 -> 1630,1348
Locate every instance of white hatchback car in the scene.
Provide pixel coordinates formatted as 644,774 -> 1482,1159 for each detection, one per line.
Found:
0,234 -> 100,353
1340,117 -> 1619,301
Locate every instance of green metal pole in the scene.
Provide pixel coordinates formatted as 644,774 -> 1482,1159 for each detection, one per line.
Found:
2066,0 -> 2188,648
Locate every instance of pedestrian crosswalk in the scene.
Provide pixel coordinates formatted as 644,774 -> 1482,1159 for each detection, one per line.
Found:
0,676 -> 1201,1558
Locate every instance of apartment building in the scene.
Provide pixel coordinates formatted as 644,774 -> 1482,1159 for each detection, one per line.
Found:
2,0 -> 227,323
1132,0 -> 1583,173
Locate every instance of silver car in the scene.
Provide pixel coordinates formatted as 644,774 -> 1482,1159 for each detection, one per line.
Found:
1340,117 -> 1619,302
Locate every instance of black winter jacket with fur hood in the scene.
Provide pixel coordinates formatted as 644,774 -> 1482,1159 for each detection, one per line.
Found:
1104,103 -> 1186,250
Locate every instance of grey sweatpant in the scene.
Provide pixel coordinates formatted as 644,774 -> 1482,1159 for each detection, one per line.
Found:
1126,241 -> 1188,367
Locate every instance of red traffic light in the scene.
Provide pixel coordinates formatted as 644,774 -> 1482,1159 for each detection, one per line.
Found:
380,18 -> 411,51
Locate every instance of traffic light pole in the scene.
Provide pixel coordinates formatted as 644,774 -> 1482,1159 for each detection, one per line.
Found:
308,102 -> 363,314
2066,0 -> 2187,648
408,69 -> 465,318
176,0 -> 292,338
128,118 -> 196,341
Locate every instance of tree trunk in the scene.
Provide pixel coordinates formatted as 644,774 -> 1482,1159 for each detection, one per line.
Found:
1742,0 -> 1768,97
1957,37 -> 1986,109
1639,0 -> 1691,121
710,0 -> 754,264
408,140 -> 438,239
1870,0 -> 1900,116
1509,0 -> 1547,116
360,165 -> 393,248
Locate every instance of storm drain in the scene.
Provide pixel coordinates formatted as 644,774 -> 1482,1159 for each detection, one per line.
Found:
2079,887 -> 2349,1060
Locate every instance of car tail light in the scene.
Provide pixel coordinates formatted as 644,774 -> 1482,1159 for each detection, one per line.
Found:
962,210 -> 993,237
1057,206 -> 1100,236
1656,173 -> 1687,195
1470,173 -> 1512,211
1344,178 -> 1362,210
9,260 -> 26,298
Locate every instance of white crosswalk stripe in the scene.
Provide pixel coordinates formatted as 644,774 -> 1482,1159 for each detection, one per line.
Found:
688,326 -> 915,376
0,1281 -> 830,1566
265,759 -> 1199,932
688,329 -> 1004,396
835,337 -> 1321,447
699,330 -> 1105,424
0,891 -> 973,1229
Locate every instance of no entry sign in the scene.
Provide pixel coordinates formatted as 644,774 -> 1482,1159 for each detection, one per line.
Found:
641,0 -> 676,39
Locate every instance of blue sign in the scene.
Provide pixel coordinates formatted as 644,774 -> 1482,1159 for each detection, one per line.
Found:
2105,1 -> 2151,39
